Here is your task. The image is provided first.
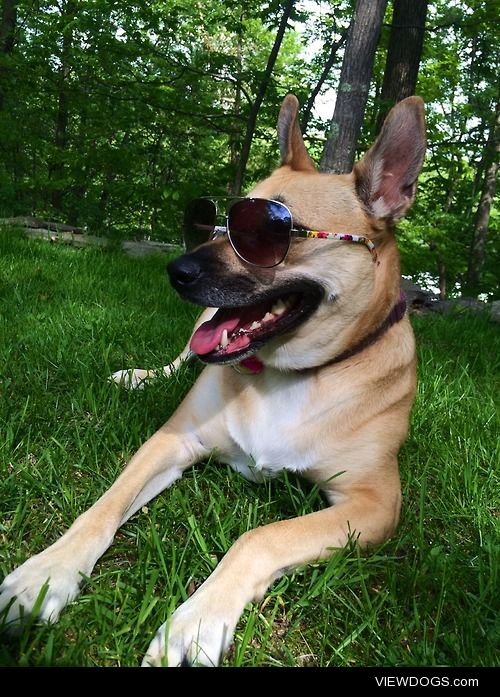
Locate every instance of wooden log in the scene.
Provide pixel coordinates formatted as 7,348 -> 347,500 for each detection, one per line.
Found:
0,216 -> 85,234
2,221 -> 179,257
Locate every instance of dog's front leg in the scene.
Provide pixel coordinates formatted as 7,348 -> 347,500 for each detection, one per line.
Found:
0,422 -> 208,628
143,478 -> 400,667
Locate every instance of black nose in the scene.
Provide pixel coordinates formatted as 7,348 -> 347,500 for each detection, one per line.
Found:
167,254 -> 203,288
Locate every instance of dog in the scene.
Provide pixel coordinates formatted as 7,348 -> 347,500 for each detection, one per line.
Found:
0,94 -> 425,666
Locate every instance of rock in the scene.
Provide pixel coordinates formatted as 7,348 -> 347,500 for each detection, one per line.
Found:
401,278 -> 439,312
491,300 -> 500,323
454,297 -> 487,312
122,240 -> 178,257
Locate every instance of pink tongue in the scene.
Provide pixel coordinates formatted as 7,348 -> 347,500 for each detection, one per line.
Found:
190,315 -> 240,355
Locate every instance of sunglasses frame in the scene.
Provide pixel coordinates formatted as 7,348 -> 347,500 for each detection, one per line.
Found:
183,197 -> 378,267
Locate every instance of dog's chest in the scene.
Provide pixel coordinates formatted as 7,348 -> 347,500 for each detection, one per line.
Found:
221,372 -> 317,482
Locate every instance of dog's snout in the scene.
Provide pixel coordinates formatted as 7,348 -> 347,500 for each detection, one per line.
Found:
167,254 -> 203,288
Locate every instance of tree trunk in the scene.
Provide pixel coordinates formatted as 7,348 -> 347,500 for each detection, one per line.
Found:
95,132 -> 130,232
0,0 -> 17,110
232,0 -> 295,195
375,0 -> 428,134
0,0 -> 16,53
464,97 -> 500,297
228,25 -> 243,193
319,0 -> 387,174
437,258 -> 446,299
429,159 -> 457,300
49,1 -> 76,213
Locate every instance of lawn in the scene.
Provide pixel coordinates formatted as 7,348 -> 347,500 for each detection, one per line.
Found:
0,229 -> 498,667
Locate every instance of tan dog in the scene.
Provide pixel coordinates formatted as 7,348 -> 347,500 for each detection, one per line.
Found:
0,95 -> 425,666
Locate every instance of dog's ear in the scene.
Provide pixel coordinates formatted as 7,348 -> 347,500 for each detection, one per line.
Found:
354,96 -> 426,221
278,94 -> 316,172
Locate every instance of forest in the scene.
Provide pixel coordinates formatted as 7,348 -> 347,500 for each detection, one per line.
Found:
0,0 -> 498,298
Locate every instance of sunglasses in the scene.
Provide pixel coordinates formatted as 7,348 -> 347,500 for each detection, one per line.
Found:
182,197 -> 377,268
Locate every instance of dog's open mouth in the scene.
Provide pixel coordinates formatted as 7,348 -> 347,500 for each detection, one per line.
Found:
190,287 -> 322,364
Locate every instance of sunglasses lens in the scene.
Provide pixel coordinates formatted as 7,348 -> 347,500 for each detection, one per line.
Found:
228,199 -> 291,267
183,199 -> 217,252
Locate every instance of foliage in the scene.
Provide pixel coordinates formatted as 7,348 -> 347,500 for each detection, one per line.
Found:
0,0 -> 307,238
0,0 -> 498,297
366,0 -> 500,298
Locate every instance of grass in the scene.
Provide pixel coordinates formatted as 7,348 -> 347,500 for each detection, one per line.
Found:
0,228 -> 498,667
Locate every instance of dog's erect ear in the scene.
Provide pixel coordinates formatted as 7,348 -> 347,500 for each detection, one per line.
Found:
278,94 -> 316,172
354,96 -> 426,221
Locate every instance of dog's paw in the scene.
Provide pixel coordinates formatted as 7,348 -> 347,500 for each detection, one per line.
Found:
142,594 -> 238,667
109,369 -> 152,390
0,551 -> 84,630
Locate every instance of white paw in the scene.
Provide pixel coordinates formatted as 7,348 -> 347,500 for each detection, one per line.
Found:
142,593 -> 238,667
0,550 -> 84,629
109,369 -> 152,390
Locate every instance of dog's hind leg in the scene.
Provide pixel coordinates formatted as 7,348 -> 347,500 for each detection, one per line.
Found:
0,411 -> 210,630
109,307 -> 217,389
143,467 -> 401,667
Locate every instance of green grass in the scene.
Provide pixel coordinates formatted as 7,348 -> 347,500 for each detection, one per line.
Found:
0,228 -> 498,667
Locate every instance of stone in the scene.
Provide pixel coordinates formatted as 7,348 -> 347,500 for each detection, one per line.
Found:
491,300 -> 500,323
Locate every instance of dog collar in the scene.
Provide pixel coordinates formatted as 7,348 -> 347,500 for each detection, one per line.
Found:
233,291 -> 407,375
326,290 -> 407,367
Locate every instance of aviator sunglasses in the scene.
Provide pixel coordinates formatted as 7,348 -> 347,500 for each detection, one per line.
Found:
183,197 -> 377,268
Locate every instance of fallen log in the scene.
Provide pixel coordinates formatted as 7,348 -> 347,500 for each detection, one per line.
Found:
2,221 -> 179,256
0,216 -> 85,234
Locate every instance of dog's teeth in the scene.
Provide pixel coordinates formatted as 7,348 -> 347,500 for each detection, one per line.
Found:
221,329 -> 229,348
250,321 -> 261,331
262,312 -> 274,323
271,299 -> 287,316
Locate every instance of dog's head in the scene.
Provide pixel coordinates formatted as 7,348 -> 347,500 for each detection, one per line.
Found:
168,95 -> 425,371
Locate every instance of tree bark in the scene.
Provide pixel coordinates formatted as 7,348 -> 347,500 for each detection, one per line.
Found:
320,0 -> 388,174
429,158 -> 457,300
49,1 -> 76,213
231,0 -> 295,195
437,258 -> 446,299
0,0 -> 16,53
0,0 -> 17,109
228,23 -> 243,192
464,96 -> 500,297
375,0 -> 428,134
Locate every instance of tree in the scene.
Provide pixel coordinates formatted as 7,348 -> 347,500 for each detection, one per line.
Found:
375,0 -> 428,133
1,0 -> 498,301
49,0 -> 77,213
231,0 -> 295,195
0,0 -> 17,109
388,0 -> 500,299
0,0 -> 16,55
464,95 -> 500,296
300,26 -> 348,134
320,0 -> 388,174
0,1 -> 308,233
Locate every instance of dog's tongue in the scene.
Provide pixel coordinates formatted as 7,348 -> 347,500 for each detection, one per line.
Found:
190,313 -> 240,355
190,303 -> 272,356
